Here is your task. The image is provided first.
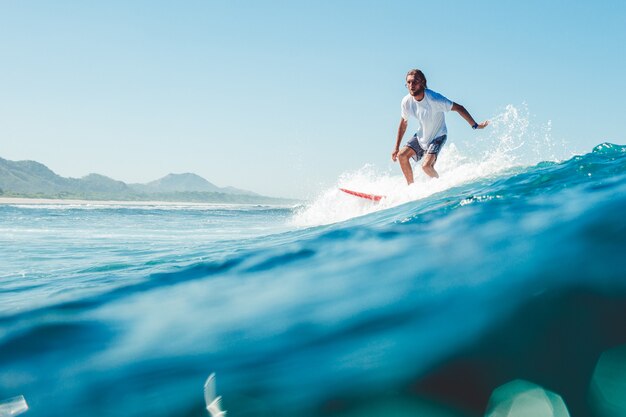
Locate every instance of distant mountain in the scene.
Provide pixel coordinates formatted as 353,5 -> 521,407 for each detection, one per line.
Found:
129,173 -> 257,196
76,174 -> 132,194
0,157 -> 73,193
0,157 -> 294,204
134,173 -> 220,193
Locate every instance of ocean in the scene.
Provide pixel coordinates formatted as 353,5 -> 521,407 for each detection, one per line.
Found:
2,110 -> 626,416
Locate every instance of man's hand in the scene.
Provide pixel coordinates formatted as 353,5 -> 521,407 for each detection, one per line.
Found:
475,120 -> 490,129
391,148 -> 399,162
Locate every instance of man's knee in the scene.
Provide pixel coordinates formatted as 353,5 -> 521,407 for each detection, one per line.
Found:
398,147 -> 414,162
423,154 -> 436,165
422,155 -> 436,169
421,154 -> 440,177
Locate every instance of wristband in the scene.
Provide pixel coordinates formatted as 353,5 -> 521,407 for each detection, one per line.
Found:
472,123 -> 478,129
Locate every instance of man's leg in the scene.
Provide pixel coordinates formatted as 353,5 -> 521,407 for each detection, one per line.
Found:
421,136 -> 446,178
422,153 -> 439,178
398,146 -> 417,184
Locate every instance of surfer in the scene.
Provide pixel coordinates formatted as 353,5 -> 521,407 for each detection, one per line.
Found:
392,69 -> 489,184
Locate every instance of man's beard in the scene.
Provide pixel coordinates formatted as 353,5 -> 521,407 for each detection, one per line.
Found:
410,87 -> 425,97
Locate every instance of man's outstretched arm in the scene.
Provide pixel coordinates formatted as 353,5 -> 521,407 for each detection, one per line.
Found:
451,103 -> 489,129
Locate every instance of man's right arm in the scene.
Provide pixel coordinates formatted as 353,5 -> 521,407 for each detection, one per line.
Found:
392,118 -> 408,161
451,103 -> 489,129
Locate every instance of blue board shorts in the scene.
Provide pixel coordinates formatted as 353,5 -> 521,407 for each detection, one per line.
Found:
406,134 -> 447,162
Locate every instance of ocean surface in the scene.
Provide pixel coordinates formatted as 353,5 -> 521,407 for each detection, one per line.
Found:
2,111 -> 626,416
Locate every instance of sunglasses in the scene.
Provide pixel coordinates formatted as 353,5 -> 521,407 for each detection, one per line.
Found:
406,79 -> 423,86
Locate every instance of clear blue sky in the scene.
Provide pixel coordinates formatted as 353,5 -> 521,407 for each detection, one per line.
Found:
1,1 -> 624,198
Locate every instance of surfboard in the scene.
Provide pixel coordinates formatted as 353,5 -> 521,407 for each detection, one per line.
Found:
339,188 -> 384,202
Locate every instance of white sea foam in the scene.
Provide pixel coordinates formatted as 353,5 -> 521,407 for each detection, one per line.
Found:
291,104 -> 570,227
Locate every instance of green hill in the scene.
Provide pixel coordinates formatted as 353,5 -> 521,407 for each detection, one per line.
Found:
0,157 -> 296,204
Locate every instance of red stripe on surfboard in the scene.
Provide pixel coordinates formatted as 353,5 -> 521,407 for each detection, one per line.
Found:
339,188 -> 384,201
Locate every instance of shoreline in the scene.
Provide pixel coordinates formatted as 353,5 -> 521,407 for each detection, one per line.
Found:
0,197 -> 276,206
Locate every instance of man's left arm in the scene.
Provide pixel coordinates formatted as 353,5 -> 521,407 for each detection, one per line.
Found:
451,103 -> 489,129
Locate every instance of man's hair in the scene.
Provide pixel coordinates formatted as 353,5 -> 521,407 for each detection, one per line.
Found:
406,69 -> 427,88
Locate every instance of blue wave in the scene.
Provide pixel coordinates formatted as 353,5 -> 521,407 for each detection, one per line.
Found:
1,143 -> 626,417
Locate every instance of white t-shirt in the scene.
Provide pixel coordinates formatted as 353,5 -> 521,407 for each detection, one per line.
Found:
401,89 -> 453,149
